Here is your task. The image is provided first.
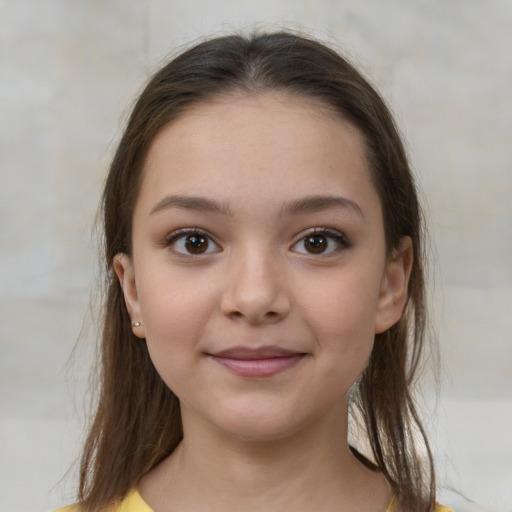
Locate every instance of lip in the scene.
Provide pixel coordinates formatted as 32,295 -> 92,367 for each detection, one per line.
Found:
208,346 -> 306,378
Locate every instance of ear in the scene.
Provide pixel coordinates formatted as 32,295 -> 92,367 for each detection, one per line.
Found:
113,253 -> 146,338
374,236 -> 413,334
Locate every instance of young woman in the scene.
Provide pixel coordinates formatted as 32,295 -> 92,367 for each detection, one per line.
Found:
56,32 -> 451,512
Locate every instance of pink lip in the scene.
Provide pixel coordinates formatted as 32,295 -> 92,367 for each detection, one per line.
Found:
209,347 -> 306,378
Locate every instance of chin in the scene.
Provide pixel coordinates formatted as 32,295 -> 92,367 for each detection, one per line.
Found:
205,399 -> 335,444
218,417 -> 306,443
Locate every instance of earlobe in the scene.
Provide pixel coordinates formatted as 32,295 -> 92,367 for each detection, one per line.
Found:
374,237 -> 413,334
113,253 -> 145,338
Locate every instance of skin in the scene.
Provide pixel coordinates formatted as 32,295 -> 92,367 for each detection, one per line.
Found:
115,92 -> 412,512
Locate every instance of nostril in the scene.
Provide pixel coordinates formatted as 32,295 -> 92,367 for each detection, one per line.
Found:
225,309 -> 282,322
220,282 -> 291,323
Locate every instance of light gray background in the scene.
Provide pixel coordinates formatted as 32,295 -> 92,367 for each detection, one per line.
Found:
1,1 -> 511,511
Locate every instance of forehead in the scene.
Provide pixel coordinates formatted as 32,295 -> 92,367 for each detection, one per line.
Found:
182,90 -> 342,125
137,92 -> 379,218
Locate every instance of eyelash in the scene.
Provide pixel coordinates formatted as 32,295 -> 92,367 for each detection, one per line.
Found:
290,228 -> 350,256
164,228 -> 221,256
163,227 -> 350,256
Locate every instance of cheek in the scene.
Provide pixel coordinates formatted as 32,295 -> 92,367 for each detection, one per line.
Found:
310,299 -> 376,394
296,268 -> 381,376
301,271 -> 381,338
144,296 -> 202,340
138,262 -> 216,333
135,267 -> 218,379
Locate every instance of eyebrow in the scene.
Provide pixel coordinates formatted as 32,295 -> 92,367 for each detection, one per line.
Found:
283,195 -> 364,219
149,193 -> 364,219
150,195 -> 234,216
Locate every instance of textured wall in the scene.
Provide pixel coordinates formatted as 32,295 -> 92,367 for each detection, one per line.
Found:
1,1 -> 511,511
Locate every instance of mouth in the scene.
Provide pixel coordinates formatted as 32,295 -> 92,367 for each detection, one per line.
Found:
207,346 -> 306,378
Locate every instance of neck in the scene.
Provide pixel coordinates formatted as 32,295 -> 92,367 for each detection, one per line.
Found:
139,402 -> 390,512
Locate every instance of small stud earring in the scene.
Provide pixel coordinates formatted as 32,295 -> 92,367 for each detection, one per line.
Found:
132,321 -> 141,327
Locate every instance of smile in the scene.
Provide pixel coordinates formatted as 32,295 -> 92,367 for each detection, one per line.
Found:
208,347 -> 306,378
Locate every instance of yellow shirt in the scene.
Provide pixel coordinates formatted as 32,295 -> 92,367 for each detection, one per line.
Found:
54,489 -> 453,512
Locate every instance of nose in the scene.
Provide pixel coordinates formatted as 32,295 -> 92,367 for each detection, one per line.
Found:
220,248 -> 291,324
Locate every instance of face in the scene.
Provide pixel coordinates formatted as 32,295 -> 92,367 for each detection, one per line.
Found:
115,92 -> 412,442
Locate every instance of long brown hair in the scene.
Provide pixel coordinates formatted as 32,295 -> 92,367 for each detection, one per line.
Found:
78,31 -> 435,511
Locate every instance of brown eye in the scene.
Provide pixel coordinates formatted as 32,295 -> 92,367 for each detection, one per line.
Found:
291,229 -> 349,256
185,234 -> 209,254
304,235 -> 328,254
166,230 -> 221,255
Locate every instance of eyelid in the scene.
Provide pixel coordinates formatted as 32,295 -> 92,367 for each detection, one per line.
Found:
164,227 -> 221,255
290,227 -> 350,255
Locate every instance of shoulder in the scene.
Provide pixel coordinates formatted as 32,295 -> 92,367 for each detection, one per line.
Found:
387,497 -> 454,512
51,489 -> 153,512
